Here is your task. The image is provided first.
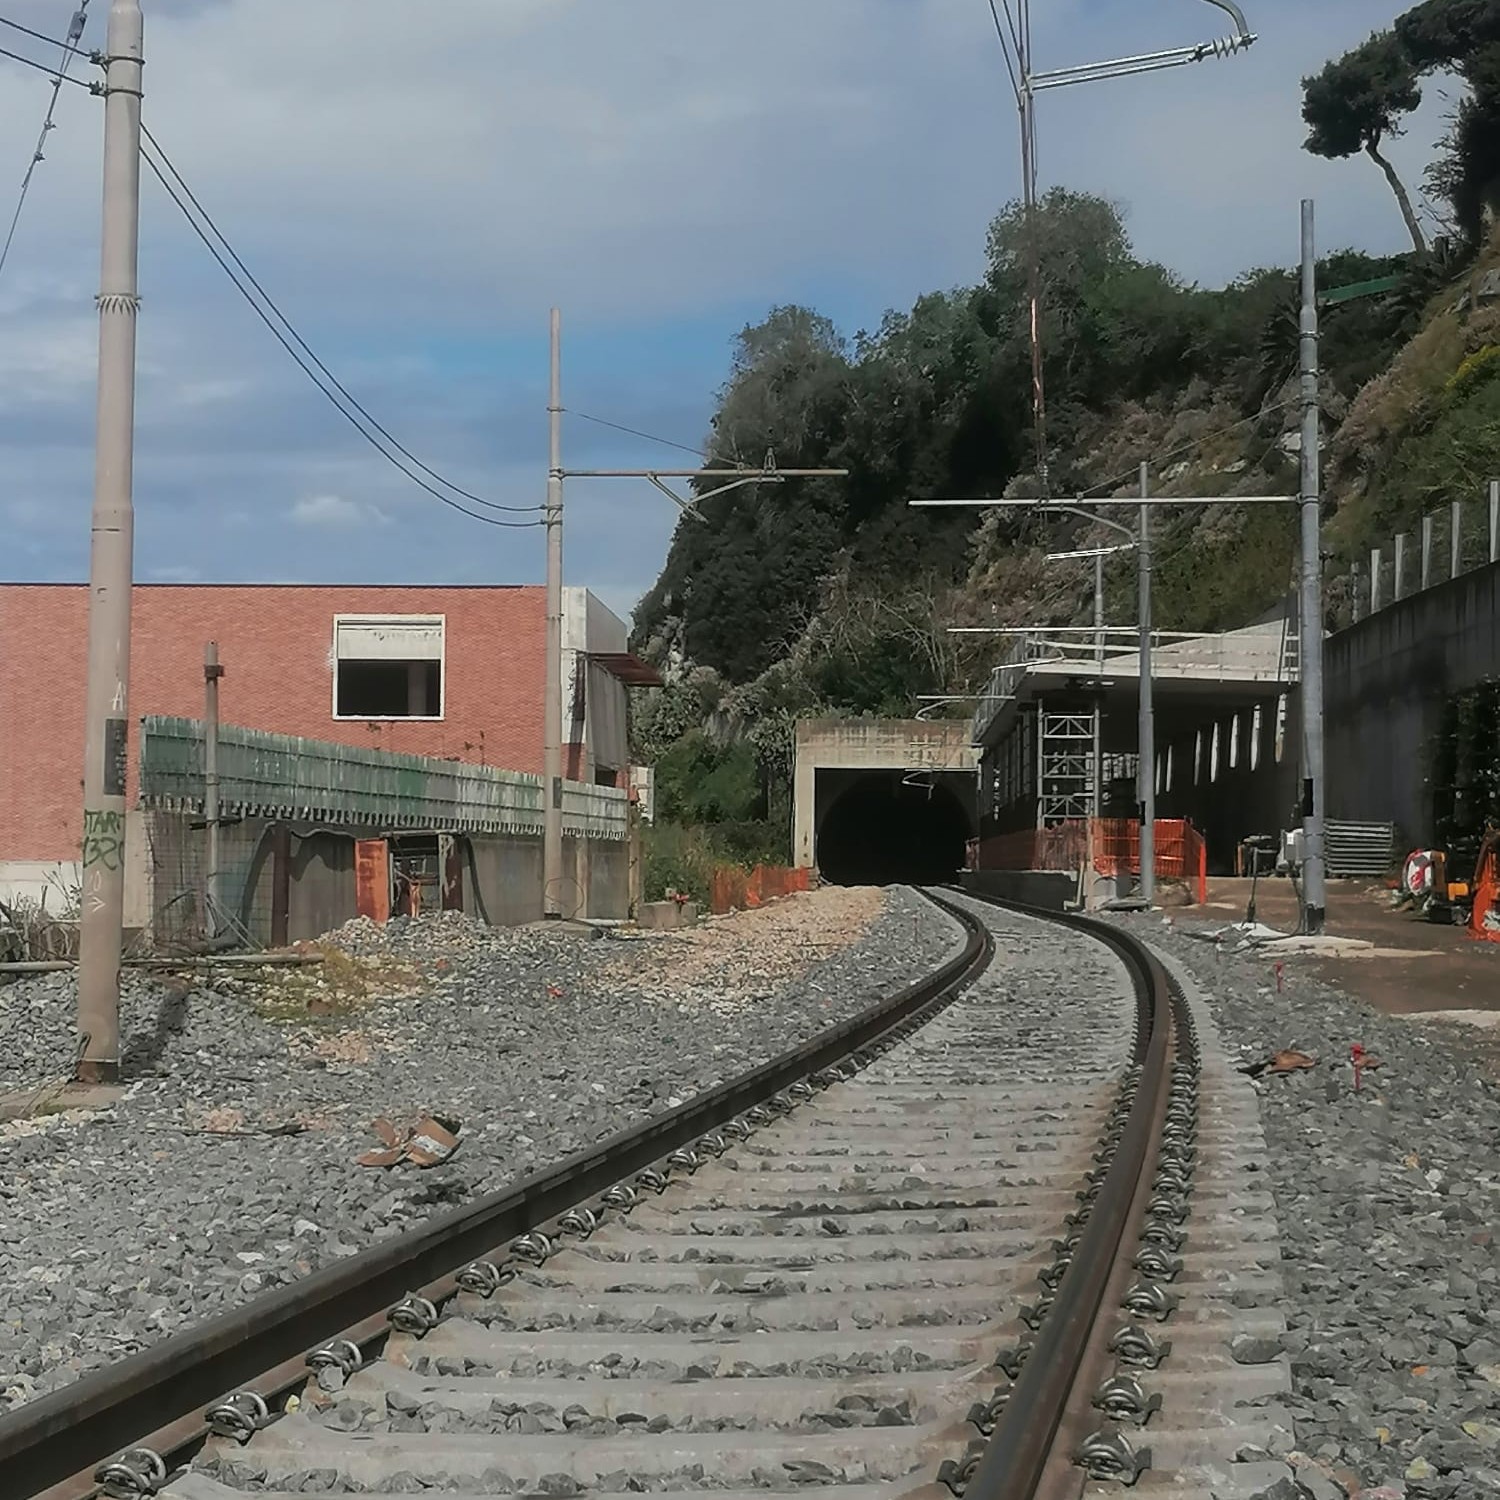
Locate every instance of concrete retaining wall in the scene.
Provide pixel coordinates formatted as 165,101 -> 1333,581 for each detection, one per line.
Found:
1325,560 -> 1500,845
959,869 -> 1079,912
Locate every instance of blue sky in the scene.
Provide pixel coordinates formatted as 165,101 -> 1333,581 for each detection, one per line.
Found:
0,0 -> 1460,623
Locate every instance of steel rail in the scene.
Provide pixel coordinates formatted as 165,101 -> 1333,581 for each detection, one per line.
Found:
2,890 -> 993,1500
954,888 -> 1175,1500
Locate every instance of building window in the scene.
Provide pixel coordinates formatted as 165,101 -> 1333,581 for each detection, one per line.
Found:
333,615 -> 445,720
1250,704 -> 1263,771
1194,730 -> 1203,785
1166,745 -> 1175,792
1274,694 -> 1288,763
1210,723 -> 1221,782
1229,714 -> 1241,771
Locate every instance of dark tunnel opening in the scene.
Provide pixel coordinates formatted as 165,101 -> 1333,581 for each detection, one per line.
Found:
817,774 -> 972,887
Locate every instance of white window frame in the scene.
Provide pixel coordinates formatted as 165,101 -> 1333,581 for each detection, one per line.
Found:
331,613 -> 447,722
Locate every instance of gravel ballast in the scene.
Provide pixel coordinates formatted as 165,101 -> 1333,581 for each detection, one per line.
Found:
0,885 -> 965,1413
1116,911 -> 1500,1500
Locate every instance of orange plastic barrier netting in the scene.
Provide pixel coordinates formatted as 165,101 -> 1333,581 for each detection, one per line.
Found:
974,818 -> 1208,906
710,863 -> 812,915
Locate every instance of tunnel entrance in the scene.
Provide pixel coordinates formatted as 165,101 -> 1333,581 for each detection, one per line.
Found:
816,773 -> 971,887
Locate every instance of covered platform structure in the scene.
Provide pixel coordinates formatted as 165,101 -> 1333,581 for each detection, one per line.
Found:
971,618 -> 1301,877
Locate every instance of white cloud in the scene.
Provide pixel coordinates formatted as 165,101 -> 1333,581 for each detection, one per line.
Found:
289,493 -> 387,528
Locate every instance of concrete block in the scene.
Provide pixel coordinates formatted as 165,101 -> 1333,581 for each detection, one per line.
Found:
636,900 -> 699,931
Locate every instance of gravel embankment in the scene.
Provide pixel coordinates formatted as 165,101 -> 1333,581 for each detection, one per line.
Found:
0,885 -> 965,1412
1114,912 -> 1500,1500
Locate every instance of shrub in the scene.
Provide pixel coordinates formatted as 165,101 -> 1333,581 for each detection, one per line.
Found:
1446,342 -> 1500,399
642,818 -> 790,907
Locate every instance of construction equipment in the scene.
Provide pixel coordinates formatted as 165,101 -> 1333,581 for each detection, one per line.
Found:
1397,823 -> 1500,942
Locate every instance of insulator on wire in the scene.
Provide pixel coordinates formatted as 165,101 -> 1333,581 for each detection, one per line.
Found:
1201,31 -> 1254,60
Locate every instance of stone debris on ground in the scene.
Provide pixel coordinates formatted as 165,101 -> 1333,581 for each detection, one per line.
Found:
0,884 -> 963,1415
1115,910 -> 1500,1500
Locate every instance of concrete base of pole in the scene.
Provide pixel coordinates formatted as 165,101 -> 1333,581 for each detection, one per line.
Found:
74,1060 -> 120,1085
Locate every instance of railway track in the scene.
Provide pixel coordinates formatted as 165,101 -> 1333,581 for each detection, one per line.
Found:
1,890 -> 1289,1500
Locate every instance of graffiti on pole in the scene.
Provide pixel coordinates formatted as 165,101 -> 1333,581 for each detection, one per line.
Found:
82,808 -> 125,872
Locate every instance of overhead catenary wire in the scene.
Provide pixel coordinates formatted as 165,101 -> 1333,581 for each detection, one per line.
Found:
0,36 -> 90,86
986,0 -> 1021,106
565,409 -> 742,470
139,125 -> 543,525
0,9 -> 84,52
0,3 -> 91,283
1075,395 -> 1299,503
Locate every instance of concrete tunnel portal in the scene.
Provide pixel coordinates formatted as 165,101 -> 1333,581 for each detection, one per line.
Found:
794,720 -> 980,888
815,772 -> 972,887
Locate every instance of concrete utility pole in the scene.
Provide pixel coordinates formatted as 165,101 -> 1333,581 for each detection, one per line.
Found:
1138,462 -> 1156,906
544,314 -> 847,920
543,308 -> 565,918
76,0 -> 144,1085
1093,551 -> 1105,816
1298,199 -> 1327,935
203,642 -> 223,939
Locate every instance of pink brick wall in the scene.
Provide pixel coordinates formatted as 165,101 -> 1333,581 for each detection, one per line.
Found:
0,584 -> 547,862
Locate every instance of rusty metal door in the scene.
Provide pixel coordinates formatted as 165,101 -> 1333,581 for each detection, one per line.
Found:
354,839 -> 391,924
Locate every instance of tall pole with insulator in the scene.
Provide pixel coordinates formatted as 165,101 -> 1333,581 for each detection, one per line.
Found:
76,0 -> 145,1084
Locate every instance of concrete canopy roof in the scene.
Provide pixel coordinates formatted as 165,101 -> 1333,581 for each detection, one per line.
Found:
973,622 -> 1297,749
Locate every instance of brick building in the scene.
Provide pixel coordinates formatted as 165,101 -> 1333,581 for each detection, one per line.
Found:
0,582 -> 654,902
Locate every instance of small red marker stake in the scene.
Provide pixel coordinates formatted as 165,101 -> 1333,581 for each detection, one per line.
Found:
1350,1043 -> 1366,1092
1274,961 -> 1285,993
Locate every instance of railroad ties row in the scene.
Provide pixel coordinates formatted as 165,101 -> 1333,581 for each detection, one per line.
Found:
143,897 -> 1139,1499
1075,945 -> 1301,1500
76,896 -> 1295,1500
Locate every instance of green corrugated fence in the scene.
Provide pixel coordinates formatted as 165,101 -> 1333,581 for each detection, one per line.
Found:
138,716 -> 627,841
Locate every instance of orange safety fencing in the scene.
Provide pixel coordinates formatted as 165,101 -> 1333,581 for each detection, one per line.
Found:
972,818 -> 1208,906
709,863 -> 812,915
967,823 -> 1091,877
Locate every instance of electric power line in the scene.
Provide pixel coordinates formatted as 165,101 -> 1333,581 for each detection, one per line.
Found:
138,135 -> 543,531
140,125 -> 540,519
0,3 -> 91,284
